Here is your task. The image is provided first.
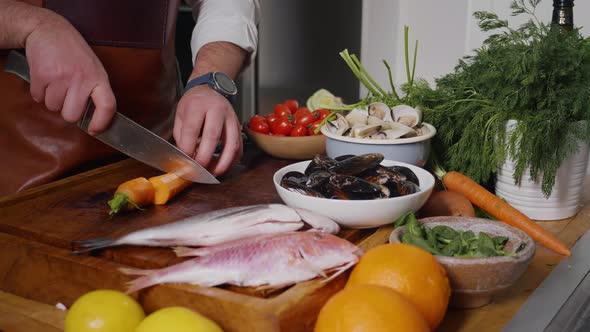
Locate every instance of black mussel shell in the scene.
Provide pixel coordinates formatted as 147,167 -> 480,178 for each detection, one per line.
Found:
387,166 -> 420,186
281,171 -> 308,186
385,180 -> 420,197
334,154 -> 356,162
329,153 -> 384,176
281,179 -> 325,198
358,167 -> 393,185
306,170 -> 332,189
326,174 -> 383,200
304,155 -> 338,176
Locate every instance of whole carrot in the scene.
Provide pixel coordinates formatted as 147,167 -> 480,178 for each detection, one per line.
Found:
108,177 -> 155,215
442,171 -> 570,256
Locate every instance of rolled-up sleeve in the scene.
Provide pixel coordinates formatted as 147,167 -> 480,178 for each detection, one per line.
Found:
190,0 -> 260,65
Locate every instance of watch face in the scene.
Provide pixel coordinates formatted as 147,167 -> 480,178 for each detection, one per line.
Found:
213,72 -> 237,95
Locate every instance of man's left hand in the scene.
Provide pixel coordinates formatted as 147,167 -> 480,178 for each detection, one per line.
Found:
173,85 -> 243,176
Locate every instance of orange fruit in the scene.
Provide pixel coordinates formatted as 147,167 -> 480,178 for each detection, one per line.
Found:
346,243 -> 450,330
314,284 -> 429,332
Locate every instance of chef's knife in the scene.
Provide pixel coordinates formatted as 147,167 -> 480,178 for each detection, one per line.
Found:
4,50 -> 219,184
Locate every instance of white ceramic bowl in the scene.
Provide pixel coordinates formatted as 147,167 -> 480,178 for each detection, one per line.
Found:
273,159 -> 435,228
321,123 -> 436,167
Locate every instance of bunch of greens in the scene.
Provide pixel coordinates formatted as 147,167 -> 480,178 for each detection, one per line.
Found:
394,213 -> 520,258
412,0 -> 590,196
313,26 -> 421,134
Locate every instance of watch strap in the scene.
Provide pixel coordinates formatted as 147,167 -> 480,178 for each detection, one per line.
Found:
182,73 -> 214,95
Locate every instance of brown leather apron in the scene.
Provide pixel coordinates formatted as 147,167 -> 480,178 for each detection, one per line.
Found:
0,0 -> 181,195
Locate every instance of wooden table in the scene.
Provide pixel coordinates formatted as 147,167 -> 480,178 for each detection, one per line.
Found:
0,157 -> 588,332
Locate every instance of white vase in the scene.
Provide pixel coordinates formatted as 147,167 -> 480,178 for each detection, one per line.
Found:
495,120 -> 589,221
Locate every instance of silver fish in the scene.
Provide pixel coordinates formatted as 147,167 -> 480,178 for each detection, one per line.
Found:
72,204 -> 340,253
120,232 -> 362,293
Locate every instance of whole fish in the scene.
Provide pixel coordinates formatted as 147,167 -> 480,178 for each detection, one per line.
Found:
72,204 -> 340,253
120,232 -> 362,293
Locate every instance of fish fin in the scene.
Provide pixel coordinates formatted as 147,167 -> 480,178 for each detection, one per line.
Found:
71,238 -> 116,254
293,208 -> 340,234
124,275 -> 159,294
119,267 -> 157,276
321,261 -> 357,283
254,282 -> 293,292
297,258 -> 327,278
172,246 -> 206,257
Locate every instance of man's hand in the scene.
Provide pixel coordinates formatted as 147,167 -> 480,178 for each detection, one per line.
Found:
174,85 -> 243,176
24,11 -> 116,135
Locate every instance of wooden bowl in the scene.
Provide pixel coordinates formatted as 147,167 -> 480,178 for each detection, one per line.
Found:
243,124 -> 326,160
389,216 -> 536,308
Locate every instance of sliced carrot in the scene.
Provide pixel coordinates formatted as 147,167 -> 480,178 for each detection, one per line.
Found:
108,177 -> 155,215
148,173 -> 192,205
442,171 -> 570,256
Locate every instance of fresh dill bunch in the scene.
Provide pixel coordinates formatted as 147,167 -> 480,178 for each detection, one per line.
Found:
413,0 -> 590,197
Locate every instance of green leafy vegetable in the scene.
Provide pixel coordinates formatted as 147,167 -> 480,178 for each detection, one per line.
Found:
411,0 -> 590,197
398,213 -> 519,257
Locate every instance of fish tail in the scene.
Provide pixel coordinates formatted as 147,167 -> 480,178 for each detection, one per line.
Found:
119,267 -> 157,276
71,238 -> 116,254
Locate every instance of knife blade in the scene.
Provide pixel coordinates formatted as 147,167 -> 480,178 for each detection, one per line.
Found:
4,50 -> 219,184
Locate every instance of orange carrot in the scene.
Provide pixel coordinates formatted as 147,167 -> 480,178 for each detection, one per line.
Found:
148,173 -> 192,205
108,177 -> 155,215
441,170 -> 570,256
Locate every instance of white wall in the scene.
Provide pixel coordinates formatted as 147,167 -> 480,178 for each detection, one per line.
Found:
360,0 -> 590,94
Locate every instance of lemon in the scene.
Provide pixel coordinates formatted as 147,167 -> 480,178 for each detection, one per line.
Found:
306,88 -> 343,111
135,307 -> 223,332
64,289 -> 145,332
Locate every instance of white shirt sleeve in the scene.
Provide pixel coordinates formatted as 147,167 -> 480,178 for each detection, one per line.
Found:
190,0 -> 260,66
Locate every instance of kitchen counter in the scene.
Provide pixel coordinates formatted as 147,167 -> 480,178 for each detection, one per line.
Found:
0,156 -> 588,332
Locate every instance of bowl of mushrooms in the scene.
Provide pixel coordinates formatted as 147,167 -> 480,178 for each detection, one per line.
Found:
320,102 -> 436,167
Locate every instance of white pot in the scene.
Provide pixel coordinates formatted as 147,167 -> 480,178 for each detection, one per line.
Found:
495,120 -> 589,221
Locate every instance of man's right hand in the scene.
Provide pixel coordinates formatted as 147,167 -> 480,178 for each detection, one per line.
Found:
24,11 -> 116,135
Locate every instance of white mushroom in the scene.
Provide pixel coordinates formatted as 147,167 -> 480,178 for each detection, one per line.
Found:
392,105 -> 422,128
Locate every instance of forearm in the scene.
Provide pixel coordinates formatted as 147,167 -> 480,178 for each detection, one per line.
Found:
0,0 -> 58,48
190,41 -> 247,81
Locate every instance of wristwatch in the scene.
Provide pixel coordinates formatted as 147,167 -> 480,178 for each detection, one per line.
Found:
182,72 -> 238,99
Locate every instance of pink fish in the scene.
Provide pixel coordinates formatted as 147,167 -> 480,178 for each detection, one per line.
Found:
120,232 -> 362,293
73,204 -> 340,253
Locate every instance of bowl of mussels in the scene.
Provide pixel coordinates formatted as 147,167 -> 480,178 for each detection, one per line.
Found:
273,153 -> 435,228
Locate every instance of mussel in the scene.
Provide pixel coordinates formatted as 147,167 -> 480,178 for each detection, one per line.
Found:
334,154 -> 355,162
304,155 -> 337,176
384,180 -> 420,197
280,179 -> 325,198
306,170 -> 332,190
325,174 -> 383,200
329,153 -> 384,176
281,171 -> 308,186
387,165 -> 420,186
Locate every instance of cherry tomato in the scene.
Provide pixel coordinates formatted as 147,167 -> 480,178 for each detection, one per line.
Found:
293,107 -> 312,120
314,109 -> 331,121
266,113 -> 279,126
274,104 -> 291,118
295,113 -> 316,128
250,120 -> 270,134
290,125 -> 308,137
283,99 -> 299,113
249,115 -> 266,128
308,120 -> 324,136
271,118 -> 294,136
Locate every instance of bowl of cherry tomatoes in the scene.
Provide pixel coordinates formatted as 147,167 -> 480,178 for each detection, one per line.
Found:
244,99 -> 329,160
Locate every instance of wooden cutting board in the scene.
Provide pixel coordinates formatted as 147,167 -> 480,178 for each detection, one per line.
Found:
0,156 -> 391,332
